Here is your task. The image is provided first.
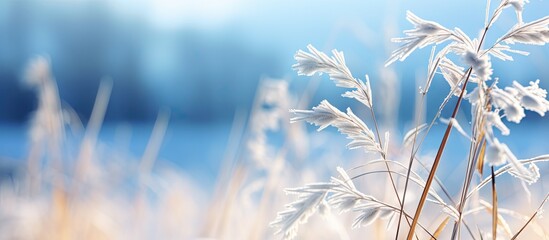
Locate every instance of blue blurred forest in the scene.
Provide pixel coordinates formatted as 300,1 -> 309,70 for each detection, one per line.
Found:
1,0 -> 549,176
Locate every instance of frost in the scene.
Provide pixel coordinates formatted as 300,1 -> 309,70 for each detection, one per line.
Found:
490,88 -> 526,123
499,16 -> 549,45
386,11 -> 454,66
463,50 -> 493,81
511,80 -> 549,116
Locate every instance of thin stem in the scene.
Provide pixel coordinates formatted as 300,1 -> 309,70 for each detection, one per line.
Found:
451,20 -> 492,239
351,167 -> 486,236
416,156 -> 479,240
406,67 -> 473,240
396,95 -> 426,240
398,66 -> 470,239
368,102 -> 414,230
451,94 -> 491,239
511,193 -> 549,240
394,64 -> 470,239
451,129 -> 483,239
491,166 -> 498,240
466,156 -> 549,200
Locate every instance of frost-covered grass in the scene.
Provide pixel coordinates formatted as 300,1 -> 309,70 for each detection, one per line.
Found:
272,1 -> 549,239
1,1 -> 549,240
0,56 -> 339,239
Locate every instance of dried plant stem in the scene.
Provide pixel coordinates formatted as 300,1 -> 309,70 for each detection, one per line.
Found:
368,105 -> 409,219
248,152 -> 286,240
452,96 -> 491,239
451,23 -> 492,239
416,156 -> 478,239
71,79 -> 112,193
358,92 -> 411,232
396,95 -> 426,240
398,78 -> 476,239
367,104 -> 417,239
511,193 -> 549,240
203,165 -> 248,237
451,132 -> 485,239
201,110 -> 247,236
491,166 -> 498,240
406,67 -> 473,240
139,108 -> 170,175
398,73 -> 471,238
466,155 -> 549,200
431,216 -> 451,240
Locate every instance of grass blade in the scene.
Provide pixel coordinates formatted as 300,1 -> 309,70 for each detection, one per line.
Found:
431,216 -> 450,240
479,200 -> 512,238
476,138 -> 487,175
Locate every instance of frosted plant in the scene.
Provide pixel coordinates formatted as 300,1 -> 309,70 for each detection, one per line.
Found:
247,79 -> 292,168
1,56 -> 211,240
273,1 -> 549,239
5,56 -> 331,239
290,100 -> 382,155
294,45 -> 374,109
22,56 -> 66,194
24,56 -> 64,152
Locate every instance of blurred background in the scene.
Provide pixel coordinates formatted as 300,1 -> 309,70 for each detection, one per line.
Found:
1,0 -> 549,183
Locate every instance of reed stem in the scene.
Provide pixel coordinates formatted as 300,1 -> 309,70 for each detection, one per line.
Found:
406,67 -> 472,240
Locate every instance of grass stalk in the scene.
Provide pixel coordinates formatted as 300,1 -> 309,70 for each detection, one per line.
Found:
491,166 -> 498,239
368,104 -> 412,229
451,23 -> 493,238
511,193 -> 549,240
406,67 -> 473,240
395,95 -> 426,240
